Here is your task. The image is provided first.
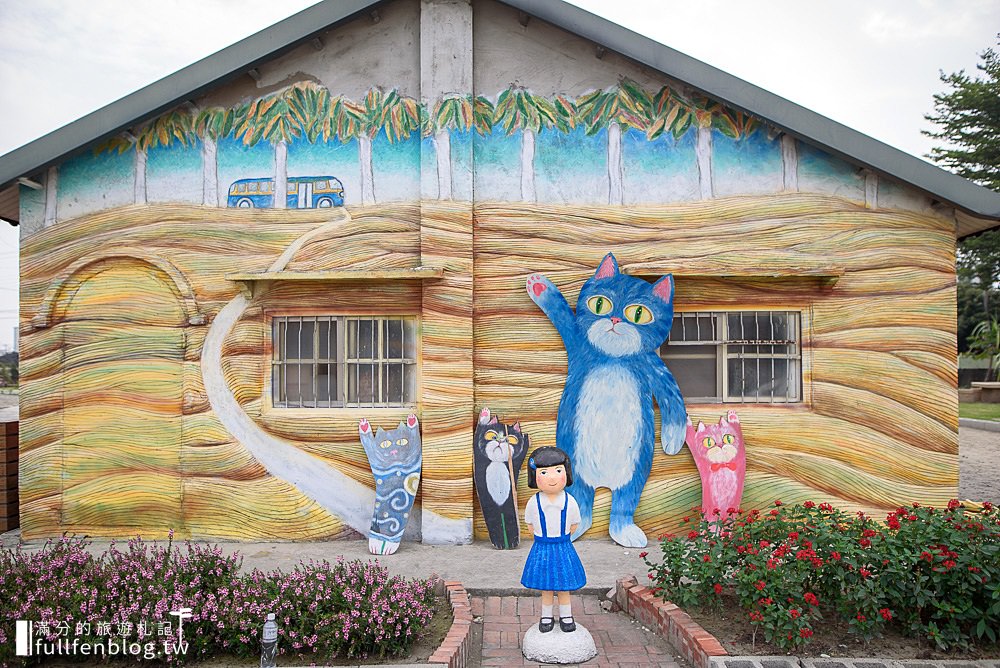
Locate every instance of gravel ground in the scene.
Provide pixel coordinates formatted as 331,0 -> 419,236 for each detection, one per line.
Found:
958,426 -> 1000,505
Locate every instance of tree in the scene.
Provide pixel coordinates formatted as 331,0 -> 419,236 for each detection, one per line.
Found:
576,79 -> 652,205
235,86 -> 306,208
345,88 -> 421,205
95,110 -> 193,204
493,86 -> 563,202
193,106 -> 237,206
428,95 -> 475,199
924,38 -> 1000,190
924,37 -> 1000,350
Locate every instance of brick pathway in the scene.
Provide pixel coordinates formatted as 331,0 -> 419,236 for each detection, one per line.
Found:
471,594 -> 687,667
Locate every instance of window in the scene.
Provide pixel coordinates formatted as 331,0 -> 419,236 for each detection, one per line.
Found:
271,316 -> 417,408
661,311 -> 801,403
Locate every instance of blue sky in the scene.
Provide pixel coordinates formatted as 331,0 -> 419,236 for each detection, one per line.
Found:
0,0 -> 998,351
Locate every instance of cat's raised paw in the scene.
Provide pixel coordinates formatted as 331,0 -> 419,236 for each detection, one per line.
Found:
407,414 -> 418,428
359,418 -> 370,433
526,274 -> 549,298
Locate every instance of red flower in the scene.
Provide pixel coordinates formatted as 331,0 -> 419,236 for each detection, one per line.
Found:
702,554 -> 711,563
907,515 -> 917,521
748,611 -> 763,622
862,528 -> 876,538
774,500 -> 783,506
984,502 -> 994,511
759,540 -> 771,548
648,573 -> 655,579
688,531 -> 699,540
947,499 -> 961,511
800,628 -> 813,639
856,613 -> 867,622
860,567 -> 872,578
789,608 -> 801,619
788,531 -> 800,541
766,558 -> 779,570
803,501 -> 816,509
969,566 -> 981,573
803,592 -> 819,606
887,516 -> 901,530
942,559 -> 956,570
879,608 -> 892,621
769,509 -> 779,516
920,551 -> 933,562
760,597 -> 773,607
755,581 -> 766,591
859,538 -> 872,549
639,551 -> 648,559
830,551 -> 841,561
819,502 -> 833,512
713,583 -> 723,595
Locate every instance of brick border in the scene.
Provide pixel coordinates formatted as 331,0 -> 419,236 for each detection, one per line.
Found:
428,579 -> 473,668
616,575 -> 727,668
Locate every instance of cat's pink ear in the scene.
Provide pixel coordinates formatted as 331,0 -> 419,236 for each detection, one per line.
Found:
652,274 -> 674,303
512,422 -> 521,432
697,421 -> 706,433
594,253 -> 619,279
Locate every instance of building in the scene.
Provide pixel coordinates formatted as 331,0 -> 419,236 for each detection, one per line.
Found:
2,0 -> 999,543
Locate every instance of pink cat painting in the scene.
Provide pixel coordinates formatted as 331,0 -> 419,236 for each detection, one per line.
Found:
685,411 -> 747,527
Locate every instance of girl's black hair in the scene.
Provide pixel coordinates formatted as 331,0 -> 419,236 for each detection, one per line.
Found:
526,446 -> 573,488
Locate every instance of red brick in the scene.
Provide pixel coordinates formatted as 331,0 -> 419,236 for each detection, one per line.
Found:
484,596 -> 502,614
471,597 -> 484,616
501,597 -> 518,616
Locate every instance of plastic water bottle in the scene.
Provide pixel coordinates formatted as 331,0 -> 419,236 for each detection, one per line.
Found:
260,613 -> 278,668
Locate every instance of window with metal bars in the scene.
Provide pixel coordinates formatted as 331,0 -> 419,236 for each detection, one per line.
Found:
660,311 -> 802,403
271,316 -> 417,408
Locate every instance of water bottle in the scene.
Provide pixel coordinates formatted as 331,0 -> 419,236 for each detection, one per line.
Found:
260,613 -> 278,668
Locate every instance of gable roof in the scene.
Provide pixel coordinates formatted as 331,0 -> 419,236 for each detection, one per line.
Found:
2,0 -> 998,236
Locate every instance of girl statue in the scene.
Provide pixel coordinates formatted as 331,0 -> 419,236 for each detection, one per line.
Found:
520,446 -> 587,633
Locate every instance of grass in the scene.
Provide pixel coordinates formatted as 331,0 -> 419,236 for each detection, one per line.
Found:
959,402 -> 1000,421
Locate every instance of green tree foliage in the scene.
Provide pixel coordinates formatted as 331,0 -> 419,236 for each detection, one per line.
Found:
924,37 -> 1000,351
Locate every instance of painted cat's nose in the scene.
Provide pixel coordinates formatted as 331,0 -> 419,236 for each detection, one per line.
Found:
610,317 -> 622,324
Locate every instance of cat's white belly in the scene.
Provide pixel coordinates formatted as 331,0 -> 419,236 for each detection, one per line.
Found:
573,366 -> 641,490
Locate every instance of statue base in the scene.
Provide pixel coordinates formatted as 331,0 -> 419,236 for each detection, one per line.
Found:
521,622 -> 598,664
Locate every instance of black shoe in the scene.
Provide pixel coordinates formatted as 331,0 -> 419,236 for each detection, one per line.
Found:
559,616 -> 576,633
538,617 -> 554,633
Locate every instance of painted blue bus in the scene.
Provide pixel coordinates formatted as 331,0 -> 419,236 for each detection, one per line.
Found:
227,176 -> 345,208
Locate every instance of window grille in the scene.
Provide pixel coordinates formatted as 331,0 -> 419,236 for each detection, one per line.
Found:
271,316 -> 417,408
661,311 -> 801,403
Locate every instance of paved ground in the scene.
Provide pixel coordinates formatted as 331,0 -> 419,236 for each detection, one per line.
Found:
959,426 -> 1000,504
471,594 -> 686,667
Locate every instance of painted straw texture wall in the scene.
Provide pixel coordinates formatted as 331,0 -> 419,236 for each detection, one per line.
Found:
17,203 -> 442,539
471,193 -> 958,541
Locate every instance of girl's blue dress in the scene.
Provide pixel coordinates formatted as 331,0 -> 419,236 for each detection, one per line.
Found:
520,492 -> 587,591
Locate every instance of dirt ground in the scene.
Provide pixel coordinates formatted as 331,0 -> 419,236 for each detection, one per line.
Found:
958,426 -> 1000,504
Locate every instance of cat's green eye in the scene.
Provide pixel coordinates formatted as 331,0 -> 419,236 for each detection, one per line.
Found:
701,436 -> 716,449
379,439 -> 392,449
396,438 -> 409,446
587,295 -> 614,316
722,434 -> 735,445
624,304 -> 654,325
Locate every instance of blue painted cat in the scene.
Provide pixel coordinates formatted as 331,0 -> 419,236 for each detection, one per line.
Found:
358,415 -> 421,555
525,253 -> 686,548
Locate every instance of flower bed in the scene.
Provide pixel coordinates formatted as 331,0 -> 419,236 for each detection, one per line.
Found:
0,534 -> 439,664
642,500 -> 1000,652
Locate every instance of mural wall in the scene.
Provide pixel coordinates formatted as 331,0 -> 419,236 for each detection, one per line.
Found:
17,0 -> 958,542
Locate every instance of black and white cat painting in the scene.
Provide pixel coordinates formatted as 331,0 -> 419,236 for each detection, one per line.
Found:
473,407 -> 529,549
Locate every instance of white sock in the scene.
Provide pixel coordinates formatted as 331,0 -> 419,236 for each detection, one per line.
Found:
560,603 -> 572,619
541,604 -> 553,618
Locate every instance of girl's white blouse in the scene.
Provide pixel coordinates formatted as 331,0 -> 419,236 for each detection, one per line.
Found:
523,491 -> 582,538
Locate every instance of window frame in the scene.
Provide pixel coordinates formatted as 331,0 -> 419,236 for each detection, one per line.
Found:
268,314 -> 419,410
662,310 -> 803,404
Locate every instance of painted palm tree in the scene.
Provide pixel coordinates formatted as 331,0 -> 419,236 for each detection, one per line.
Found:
193,106 -> 237,206
345,88 -> 421,205
493,86 -> 563,202
427,95 -> 475,199
95,110 -> 194,205
686,94 -> 759,199
234,85 -> 306,209
575,79 -> 652,205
